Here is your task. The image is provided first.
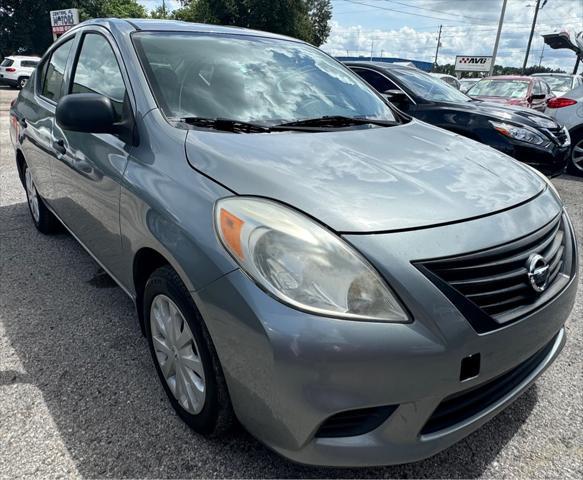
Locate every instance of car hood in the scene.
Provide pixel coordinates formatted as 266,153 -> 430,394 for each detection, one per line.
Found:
185,119 -> 545,232
439,99 -> 561,129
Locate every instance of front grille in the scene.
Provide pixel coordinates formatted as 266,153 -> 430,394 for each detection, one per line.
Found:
315,405 -> 397,438
548,126 -> 569,146
416,213 -> 574,333
421,333 -> 557,435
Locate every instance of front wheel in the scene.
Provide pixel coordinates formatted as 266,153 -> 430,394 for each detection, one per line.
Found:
17,77 -> 28,89
24,164 -> 60,234
568,132 -> 583,176
144,266 -> 234,436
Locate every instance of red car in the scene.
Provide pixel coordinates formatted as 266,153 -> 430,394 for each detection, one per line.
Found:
467,75 -> 555,111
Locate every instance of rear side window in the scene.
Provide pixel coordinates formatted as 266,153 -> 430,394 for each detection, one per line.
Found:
71,33 -> 126,118
1,58 -> 14,67
21,60 -> 39,68
42,39 -> 73,101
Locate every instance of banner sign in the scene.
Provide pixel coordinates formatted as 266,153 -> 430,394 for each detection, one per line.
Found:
50,9 -> 80,39
455,55 -> 493,72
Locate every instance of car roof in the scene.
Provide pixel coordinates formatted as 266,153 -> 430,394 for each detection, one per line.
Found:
482,75 -> 532,81
344,60 -> 418,72
531,73 -> 573,77
4,55 -> 41,60
78,18 -> 298,42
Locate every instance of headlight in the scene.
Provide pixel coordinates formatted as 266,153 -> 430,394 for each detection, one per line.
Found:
490,121 -> 547,145
215,197 -> 408,322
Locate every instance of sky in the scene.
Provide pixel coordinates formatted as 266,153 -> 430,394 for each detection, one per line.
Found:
138,0 -> 583,72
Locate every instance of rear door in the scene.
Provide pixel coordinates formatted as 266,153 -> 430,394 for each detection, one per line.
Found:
51,28 -> 133,278
16,38 -> 76,203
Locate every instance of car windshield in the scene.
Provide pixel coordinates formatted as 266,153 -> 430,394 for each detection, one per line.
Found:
133,32 -> 396,125
1,58 -> 14,67
390,68 -> 471,103
468,79 -> 529,98
536,76 -> 572,92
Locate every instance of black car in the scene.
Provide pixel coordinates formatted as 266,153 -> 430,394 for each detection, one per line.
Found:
346,61 -> 571,176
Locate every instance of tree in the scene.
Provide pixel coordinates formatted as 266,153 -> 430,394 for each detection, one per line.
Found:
78,0 -> 146,20
307,0 -> 332,46
172,0 -> 332,45
0,0 -> 146,58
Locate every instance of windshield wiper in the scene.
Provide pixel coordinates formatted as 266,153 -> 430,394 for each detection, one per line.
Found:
173,117 -> 271,133
273,115 -> 399,129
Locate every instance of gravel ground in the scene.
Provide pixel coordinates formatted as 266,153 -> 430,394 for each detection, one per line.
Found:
0,84 -> 582,479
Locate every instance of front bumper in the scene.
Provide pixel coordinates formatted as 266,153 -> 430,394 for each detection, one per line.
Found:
494,136 -> 570,177
193,189 -> 577,467
0,74 -> 18,87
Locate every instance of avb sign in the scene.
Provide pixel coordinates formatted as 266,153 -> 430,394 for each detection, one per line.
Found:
50,9 -> 79,40
455,55 -> 492,72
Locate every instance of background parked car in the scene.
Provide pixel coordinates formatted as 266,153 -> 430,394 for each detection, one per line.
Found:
430,72 -> 461,89
0,56 -> 40,89
467,75 -> 554,111
459,77 -> 480,93
545,83 -> 583,175
347,61 -> 571,176
532,73 -> 583,97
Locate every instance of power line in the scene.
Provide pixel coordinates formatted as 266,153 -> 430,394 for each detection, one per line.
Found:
341,0 -> 479,24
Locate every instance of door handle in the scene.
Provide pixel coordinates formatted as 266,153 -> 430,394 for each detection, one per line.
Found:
53,139 -> 66,155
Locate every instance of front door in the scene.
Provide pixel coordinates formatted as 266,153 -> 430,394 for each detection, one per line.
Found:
51,30 -> 132,279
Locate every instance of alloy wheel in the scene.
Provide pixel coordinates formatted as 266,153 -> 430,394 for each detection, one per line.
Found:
572,138 -> 583,173
19,78 -> 27,89
150,294 -> 206,414
25,168 -> 40,223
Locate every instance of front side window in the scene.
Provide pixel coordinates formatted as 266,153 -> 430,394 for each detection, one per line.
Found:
133,32 -> 396,125
42,39 -> 73,101
389,68 -> 470,103
71,33 -> 126,118
468,79 -> 530,99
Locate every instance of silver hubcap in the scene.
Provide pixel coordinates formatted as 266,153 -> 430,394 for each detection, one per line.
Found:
25,168 -> 40,223
150,294 -> 206,414
572,139 -> 583,171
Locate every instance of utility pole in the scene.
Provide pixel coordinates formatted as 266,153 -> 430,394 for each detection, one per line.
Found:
538,43 -> 545,66
490,0 -> 508,76
523,0 -> 548,73
433,25 -> 442,72
370,40 -> 374,61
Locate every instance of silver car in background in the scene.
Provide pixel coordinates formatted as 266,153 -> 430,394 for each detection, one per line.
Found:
545,83 -> 583,175
9,19 -> 578,467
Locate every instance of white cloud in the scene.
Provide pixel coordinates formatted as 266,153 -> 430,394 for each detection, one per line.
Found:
324,0 -> 582,71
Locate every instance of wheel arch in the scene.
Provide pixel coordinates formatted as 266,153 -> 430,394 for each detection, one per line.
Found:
132,247 -> 173,333
15,148 -> 26,186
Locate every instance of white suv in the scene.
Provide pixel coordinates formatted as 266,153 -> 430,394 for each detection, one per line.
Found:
0,56 -> 41,89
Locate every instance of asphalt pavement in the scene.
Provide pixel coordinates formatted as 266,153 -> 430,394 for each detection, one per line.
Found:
0,84 -> 582,479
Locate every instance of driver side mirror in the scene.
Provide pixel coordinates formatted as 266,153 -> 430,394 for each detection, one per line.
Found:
383,89 -> 409,102
56,93 -> 119,134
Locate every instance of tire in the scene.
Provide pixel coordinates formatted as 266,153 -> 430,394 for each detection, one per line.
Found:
23,163 -> 60,234
144,265 -> 234,436
567,131 -> 583,176
16,77 -> 28,89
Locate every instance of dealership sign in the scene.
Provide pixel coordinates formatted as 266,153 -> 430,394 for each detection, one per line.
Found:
455,55 -> 493,72
50,9 -> 79,40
